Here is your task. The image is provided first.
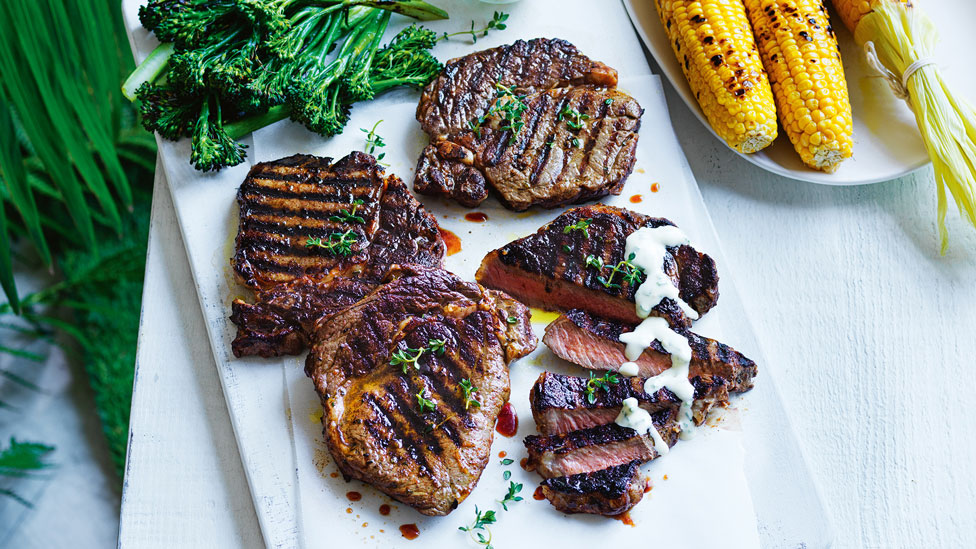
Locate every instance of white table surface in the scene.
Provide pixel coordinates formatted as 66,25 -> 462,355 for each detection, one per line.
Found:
120,26 -> 976,549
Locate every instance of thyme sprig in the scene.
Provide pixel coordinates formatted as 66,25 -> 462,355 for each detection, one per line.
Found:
499,481 -> 524,511
390,338 -> 447,374
459,378 -> 480,410
558,103 -> 590,130
329,199 -> 366,224
585,252 -> 644,289
563,218 -> 591,238
441,11 -> 508,43
469,82 -> 528,144
585,371 -> 620,404
305,229 -> 358,256
459,506 -> 497,548
416,390 -> 437,413
361,119 -> 387,163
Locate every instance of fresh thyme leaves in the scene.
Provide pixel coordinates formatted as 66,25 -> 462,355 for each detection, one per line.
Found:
460,506 -> 497,547
563,218 -> 591,238
503,470 -> 511,480
459,378 -> 481,410
499,481 -> 524,511
571,137 -> 580,148
441,11 -> 508,43
562,244 -> 573,253
584,252 -> 644,289
558,104 -> 590,130
390,338 -> 448,374
506,315 -> 517,325
545,139 -> 555,148
416,390 -> 437,413
305,229 -> 358,256
585,371 -> 620,404
390,347 -> 425,374
468,82 -> 528,144
500,458 -> 514,466
361,120 -> 387,162
604,98 -> 614,106
329,199 -> 366,224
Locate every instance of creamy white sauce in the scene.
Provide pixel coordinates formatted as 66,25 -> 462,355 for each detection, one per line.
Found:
614,397 -> 669,455
624,225 -> 699,321
618,361 -> 640,377
618,225 -> 699,439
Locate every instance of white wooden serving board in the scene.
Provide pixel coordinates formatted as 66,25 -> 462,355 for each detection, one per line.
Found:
624,0 -> 976,186
123,1 -> 832,547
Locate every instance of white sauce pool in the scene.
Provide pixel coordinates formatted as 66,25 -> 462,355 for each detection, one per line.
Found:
625,225 -> 699,321
618,361 -> 640,377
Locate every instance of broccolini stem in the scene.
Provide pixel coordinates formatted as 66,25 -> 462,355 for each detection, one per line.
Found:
225,105 -> 290,140
122,42 -> 174,101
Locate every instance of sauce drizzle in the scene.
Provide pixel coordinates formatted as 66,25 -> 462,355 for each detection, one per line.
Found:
629,194 -> 643,203
651,182 -> 660,193
438,228 -> 462,256
464,212 -> 488,223
614,512 -> 635,527
533,486 -> 546,500
498,451 -> 507,458
495,402 -> 518,437
346,491 -> 362,501
379,504 -> 391,516
399,523 -> 420,540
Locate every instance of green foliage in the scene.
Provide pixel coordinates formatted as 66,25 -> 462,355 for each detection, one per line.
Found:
0,438 -> 55,507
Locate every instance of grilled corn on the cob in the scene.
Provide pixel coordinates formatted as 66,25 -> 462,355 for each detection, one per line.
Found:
655,0 -> 778,153
832,0 -> 911,33
744,0 -> 854,172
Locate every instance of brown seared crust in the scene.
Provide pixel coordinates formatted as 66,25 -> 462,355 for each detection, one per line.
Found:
416,86 -> 642,211
229,152 -> 446,357
304,266 -> 536,516
486,289 -> 538,362
475,204 -> 718,325
541,460 -> 645,516
548,309 -> 757,393
417,38 -> 619,139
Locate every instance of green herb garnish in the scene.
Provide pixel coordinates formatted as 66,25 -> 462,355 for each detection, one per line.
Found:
500,458 -> 514,466
499,481 -> 523,511
361,120 -> 387,163
585,371 -> 620,404
506,315 -> 518,325
460,506 -> 497,548
305,229 -> 358,257
563,218 -> 591,238
469,82 -> 528,144
503,470 -> 511,480
604,98 -> 614,106
416,390 -> 436,413
459,378 -> 481,410
329,199 -> 366,224
585,252 -> 644,289
558,103 -> 590,130
441,11 -> 508,43
390,338 -> 448,374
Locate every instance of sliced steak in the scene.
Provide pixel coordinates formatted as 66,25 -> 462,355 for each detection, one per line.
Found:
544,309 -> 758,393
415,85 -> 642,211
529,371 -> 729,436
304,266 -> 537,516
229,152 -> 446,357
540,460 -> 646,516
476,204 -> 718,326
523,413 -> 678,478
417,38 -> 618,139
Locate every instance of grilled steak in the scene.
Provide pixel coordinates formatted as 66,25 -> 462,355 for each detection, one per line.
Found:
529,371 -> 729,437
417,38 -> 619,139
304,266 -> 536,516
415,38 -> 642,211
229,152 -> 446,357
544,310 -> 758,393
524,413 -> 678,478
416,85 -> 642,211
540,460 -> 646,516
476,205 -> 719,326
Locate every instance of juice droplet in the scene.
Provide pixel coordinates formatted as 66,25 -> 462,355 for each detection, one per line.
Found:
663,474 -> 669,480
651,182 -> 660,193
346,508 -> 353,514
438,228 -> 461,256
498,451 -> 507,458
346,491 -> 362,502
614,512 -> 635,527
519,457 -> 529,470
379,504 -> 391,516
644,477 -> 653,493
399,524 -> 420,540
629,194 -> 643,203
362,522 -> 368,528
533,486 -> 546,500
464,212 -> 488,222
330,472 -> 339,478
495,402 -> 518,437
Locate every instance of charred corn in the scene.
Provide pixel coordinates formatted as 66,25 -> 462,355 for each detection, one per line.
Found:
744,0 -> 854,172
832,0 -> 912,33
655,0 -> 778,153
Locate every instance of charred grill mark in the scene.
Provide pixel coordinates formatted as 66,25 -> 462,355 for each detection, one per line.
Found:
237,256 -> 306,276
241,219 -> 366,240
421,356 -> 471,423
362,392 -> 431,473
241,201 -> 373,222
387,378 -> 445,457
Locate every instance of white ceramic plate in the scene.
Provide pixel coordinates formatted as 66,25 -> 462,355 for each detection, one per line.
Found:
624,0 -> 976,185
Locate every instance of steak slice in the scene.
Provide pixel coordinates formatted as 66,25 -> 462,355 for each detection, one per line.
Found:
476,205 -> 718,326
529,371 -> 729,437
543,310 -> 758,393
232,151 -> 445,290
229,152 -> 446,357
417,38 -> 619,140
415,86 -> 642,211
304,266 -> 537,516
523,413 -> 678,478
540,460 -> 646,516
